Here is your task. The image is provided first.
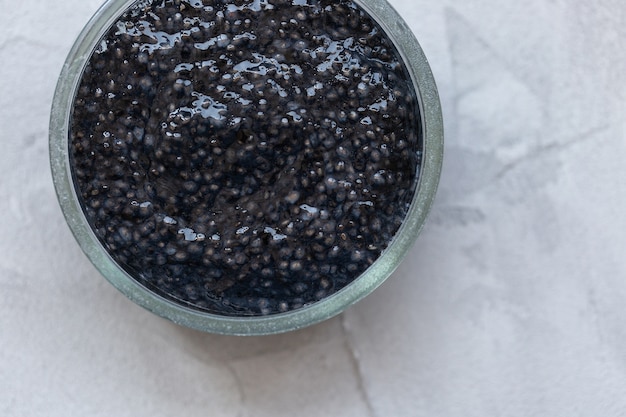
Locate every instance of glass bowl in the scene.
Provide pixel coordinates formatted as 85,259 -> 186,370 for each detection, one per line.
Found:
49,0 -> 443,335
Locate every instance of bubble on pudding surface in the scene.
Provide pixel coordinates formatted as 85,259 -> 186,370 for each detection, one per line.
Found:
69,0 -> 422,316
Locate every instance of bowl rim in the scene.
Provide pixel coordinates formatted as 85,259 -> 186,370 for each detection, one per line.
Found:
49,0 -> 443,336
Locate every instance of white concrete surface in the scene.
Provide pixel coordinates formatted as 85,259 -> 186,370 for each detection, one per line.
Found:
1,0 -> 625,416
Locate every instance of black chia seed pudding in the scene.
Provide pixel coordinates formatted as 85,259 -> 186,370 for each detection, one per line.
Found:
70,0 -> 422,316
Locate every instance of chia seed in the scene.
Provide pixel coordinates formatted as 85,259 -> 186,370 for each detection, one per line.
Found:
70,0 -> 422,316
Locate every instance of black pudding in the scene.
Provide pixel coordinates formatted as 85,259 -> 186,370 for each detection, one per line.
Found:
70,0 -> 422,316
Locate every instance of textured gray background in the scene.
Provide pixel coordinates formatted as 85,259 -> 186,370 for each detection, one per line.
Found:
1,0 -> 625,416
